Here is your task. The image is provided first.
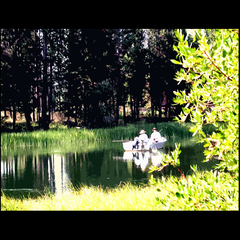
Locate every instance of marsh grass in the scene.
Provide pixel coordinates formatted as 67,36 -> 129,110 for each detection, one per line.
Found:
1,170 -> 238,210
1,128 -> 96,148
1,122 -> 199,149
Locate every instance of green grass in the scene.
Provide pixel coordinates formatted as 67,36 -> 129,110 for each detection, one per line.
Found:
1,128 -> 96,148
1,170 -> 238,210
1,122 -> 198,149
1,183 -> 157,210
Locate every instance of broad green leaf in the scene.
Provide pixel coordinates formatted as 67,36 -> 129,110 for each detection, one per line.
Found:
173,45 -> 178,51
222,50 -> 227,58
176,192 -> 181,198
171,59 -> 182,65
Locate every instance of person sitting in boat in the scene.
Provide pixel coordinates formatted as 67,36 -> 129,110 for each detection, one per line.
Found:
132,136 -> 139,150
132,130 -> 148,150
149,127 -> 161,144
139,130 -> 149,144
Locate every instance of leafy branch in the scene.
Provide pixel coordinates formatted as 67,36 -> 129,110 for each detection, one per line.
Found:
203,51 -> 233,81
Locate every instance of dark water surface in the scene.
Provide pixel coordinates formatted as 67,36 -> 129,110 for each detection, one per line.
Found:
1,138 -> 218,195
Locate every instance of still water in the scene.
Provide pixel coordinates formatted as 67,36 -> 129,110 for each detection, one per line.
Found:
1,139 -> 217,195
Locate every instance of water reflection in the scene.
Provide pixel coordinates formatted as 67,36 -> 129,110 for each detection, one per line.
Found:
122,150 -> 164,171
1,148 -> 165,194
1,154 -> 70,195
1,141 -> 217,195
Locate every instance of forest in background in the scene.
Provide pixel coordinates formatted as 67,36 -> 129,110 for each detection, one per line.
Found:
1,29 -> 195,131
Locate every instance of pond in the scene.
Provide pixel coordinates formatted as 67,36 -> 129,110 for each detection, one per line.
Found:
1,137 -> 218,196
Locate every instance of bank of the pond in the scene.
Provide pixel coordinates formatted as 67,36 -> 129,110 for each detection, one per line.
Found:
1,122 -> 198,149
1,170 -> 238,210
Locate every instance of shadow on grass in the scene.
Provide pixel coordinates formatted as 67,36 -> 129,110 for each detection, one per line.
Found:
1,189 -> 42,200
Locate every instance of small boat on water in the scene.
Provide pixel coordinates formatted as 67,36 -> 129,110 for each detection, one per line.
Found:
123,137 -> 167,151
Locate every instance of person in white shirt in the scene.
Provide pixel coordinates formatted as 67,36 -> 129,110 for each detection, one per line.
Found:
149,127 -> 161,144
132,129 -> 148,150
139,130 -> 149,144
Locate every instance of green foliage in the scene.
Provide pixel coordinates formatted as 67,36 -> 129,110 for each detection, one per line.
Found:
149,168 -> 238,210
172,29 -> 239,172
149,29 -> 238,210
149,143 -> 181,173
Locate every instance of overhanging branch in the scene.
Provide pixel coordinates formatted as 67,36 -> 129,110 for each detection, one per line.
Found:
204,51 -> 233,82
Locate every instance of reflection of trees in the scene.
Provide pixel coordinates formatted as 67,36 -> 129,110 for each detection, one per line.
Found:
1,143 -> 209,195
1,158 -> 16,189
23,155 -> 34,189
52,154 -> 69,196
0,147 -> 167,194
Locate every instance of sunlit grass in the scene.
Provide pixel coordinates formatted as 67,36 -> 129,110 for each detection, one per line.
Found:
1,183 -> 159,210
1,169 -> 238,210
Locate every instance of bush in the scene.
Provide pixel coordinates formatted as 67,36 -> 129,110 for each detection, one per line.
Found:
172,29 -> 239,172
149,29 -> 238,210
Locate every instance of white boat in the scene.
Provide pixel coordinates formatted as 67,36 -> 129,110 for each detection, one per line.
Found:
122,137 -> 167,151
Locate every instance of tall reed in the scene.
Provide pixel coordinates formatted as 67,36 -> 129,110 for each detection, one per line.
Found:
1,122 -> 197,149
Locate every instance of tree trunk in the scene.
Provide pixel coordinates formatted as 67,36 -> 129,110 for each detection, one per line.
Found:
24,104 -> 32,130
116,95 -> 119,124
151,97 -> 154,119
37,95 -> 41,123
9,108 -> 12,119
37,64 -> 41,124
166,98 -> 170,119
33,108 -> 35,122
123,101 -> 126,125
75,106 -> 78,125
159,95 -> 162,121
135,96 -> 139,121
12,103 -> 16,132
42,29 -> 49,130
49,55 -> 53,122
130,95 -> 134,121
67,104 -> 70,129
168,99 -> 171,120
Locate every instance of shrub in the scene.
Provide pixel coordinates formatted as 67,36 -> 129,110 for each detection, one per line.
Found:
149,29 -> 238,210
171,29 -> 239,172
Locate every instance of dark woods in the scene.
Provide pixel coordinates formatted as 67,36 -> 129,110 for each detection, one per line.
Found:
1,29 -> 189,131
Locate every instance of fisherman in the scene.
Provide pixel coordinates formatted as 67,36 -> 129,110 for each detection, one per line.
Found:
139,130 -> 149,145
132,136 -> 139,150
149,127 -> 161,144
132,129 -> 149,150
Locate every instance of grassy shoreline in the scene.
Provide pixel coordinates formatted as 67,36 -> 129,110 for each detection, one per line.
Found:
3,121 -> 233,211
1,122 -> 197,149
1,170 -> 238,210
